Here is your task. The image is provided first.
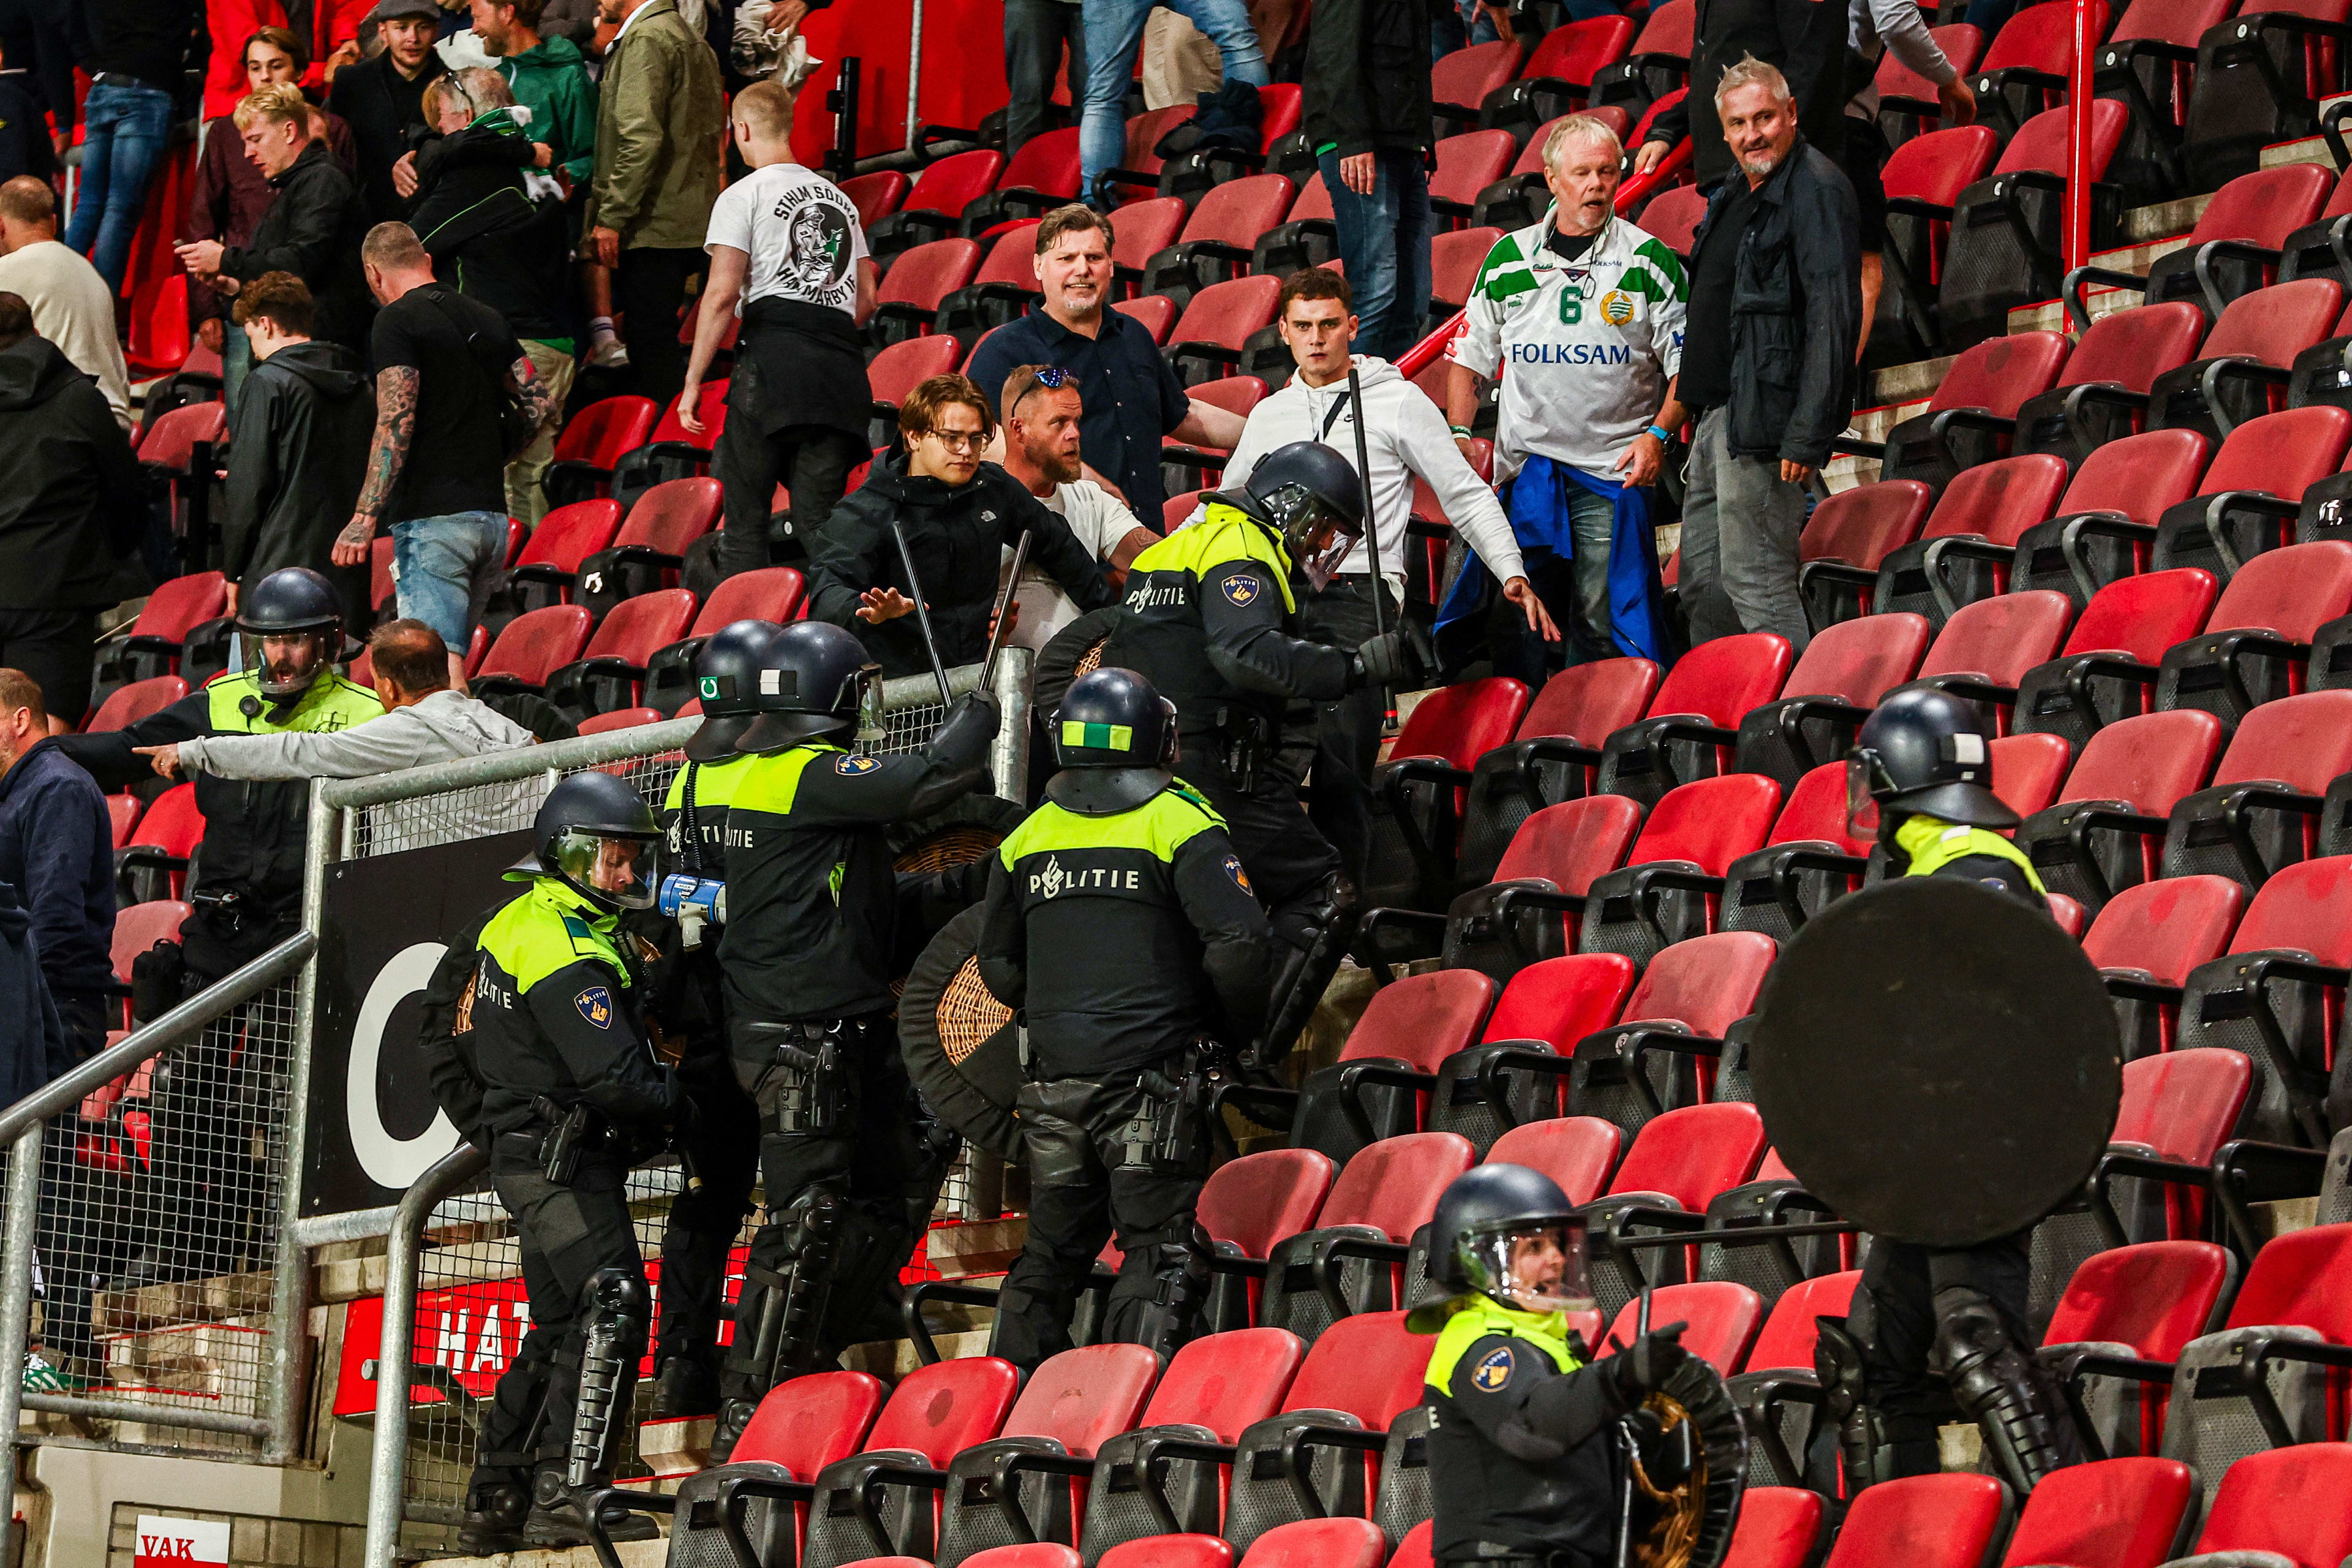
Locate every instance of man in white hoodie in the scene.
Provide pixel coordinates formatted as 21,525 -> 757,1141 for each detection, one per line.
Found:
1212,266 -> 1556,883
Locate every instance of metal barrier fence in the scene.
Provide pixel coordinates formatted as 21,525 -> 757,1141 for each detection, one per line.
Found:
342,655 -> 1031,1565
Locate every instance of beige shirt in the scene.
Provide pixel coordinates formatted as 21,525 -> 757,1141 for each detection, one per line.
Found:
0,241 -> 132,431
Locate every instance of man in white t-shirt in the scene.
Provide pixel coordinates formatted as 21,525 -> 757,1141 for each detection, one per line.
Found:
0,178 -> 132,432
995,363 -> 1157,652
679,78 -> 880,579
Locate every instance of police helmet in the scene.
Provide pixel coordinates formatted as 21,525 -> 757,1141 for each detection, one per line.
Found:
1226,442 -> 1365,590
1847,685 -> 2018,841
236,566 -> 344,701
733,620 -> 883,755
1046,666 -> 1177,816
511,770 -> 663,910
682,619 -> 786,762
1430,1163 -> 1594,1314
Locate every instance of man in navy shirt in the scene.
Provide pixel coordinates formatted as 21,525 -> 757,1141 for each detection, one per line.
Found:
966,204 -> 1245,526
0,667 -> 113,1064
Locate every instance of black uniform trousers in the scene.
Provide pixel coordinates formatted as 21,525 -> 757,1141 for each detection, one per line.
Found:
1280,575 -> 1396,894
1174,737 -> 1343,949
654,1045 -> 760,1376
1853,1229 -> 2036,1428
712,417 -> 864,576
472,1140 -> 647,1491
990,1067 -> 1207,1372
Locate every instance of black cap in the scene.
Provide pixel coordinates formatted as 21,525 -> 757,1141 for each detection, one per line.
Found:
683,619 -> 785,763
1851,685 -> 2019,831
1046,666 -> 1177,816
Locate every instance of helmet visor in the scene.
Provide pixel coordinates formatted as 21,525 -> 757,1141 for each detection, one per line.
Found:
854,663 -> 887,741
551,828 -> 662,910
1266,483 -> 1359,590
1458,1216 -> 1594,1314
1846,748 -> 1891,837
241,630 -> 334,699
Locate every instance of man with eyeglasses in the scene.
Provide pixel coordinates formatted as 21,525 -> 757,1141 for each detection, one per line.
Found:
805,374 -> 1118,679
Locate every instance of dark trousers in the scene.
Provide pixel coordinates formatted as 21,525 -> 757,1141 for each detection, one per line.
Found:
713,418 -> 865,577
0,606 -> 95,727
654,1050 -> 760,1374
991,1070 -> 1207,1371
472,1145 -> 646,1489
1175,735 -> 1343,947
1281,575 -> 1394,893
1003,0 -> 1087,157
617,245 -> 704,412
34,1120 -> 102,1372
1853,1231 -> 2035,1429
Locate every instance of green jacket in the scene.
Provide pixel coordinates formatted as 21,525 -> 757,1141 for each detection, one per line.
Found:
499,36 -> 600,184
588,0 -> 725,249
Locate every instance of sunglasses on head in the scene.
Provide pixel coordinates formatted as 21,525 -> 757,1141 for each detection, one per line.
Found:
1012,365 -> 1079,416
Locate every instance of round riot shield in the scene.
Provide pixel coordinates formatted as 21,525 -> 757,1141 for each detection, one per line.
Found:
899,905 -> 1027,1161
1747,876 -> 2121,1248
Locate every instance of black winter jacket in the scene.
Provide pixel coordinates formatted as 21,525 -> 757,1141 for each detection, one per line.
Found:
0,882 -> 72,1106
221,140 -> 372,350
1686,140 -> 1861,469
1302,0 -> 1434,157
0,334 -> 144,611
222,339 -> 375,591
806,454 -> 1117,679
408,118 -> 571,344
324,47 -> 445,224
1642,0 -> 1850,189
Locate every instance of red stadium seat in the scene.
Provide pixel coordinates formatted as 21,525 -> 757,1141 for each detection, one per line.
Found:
1639,185 -> 1710,257
105,793 -> 143,850
1254,1134 -> 1474,1341
2147,277 -> 2343,447
1480,15 -> 1638,145
2011,709 -> 2224,912
2154,540 -> 2352,728
1111,197 -> 1189,293
543,395 -> 658,507
85,676 -> 186,734
2014,302 -> 2210,467
1999,1458 -> 2198,1568
931,1343 -> 1158,1564
1596,633 -> 1794,809
840,171 -> 911,229
1870,124 -> 2000,363
784,1355 -> 1024,1565
1721,1488 -> 1825,1568
2111,164 -> 2335,321
870,148 -> 1006,257
1732,614 -> 1931,788
1822,1474 -> 2013,1568
1364,676 -> 1534,908
1874,331 -> 2072,495
1487,1116 -> 1625,1205
575,707 -> 661,734
2081,875 -> 2246,1057
1969,0 -> 2109,140
1570,940 -> 1777,1156
2006,427 -> 2212,608
543,589 -> 696,717
2010,569 -> 2218,749
108,899 -> 190,1026
1140,175 -> 1297,308
1715,761 -> 1871,942
2176,1442 -> 2352,1559
1877,24 -> 1986,133
471,606 -> 594,698
1868,454 -> 2071,626
1577,774 -> 1782,967
1166,275 -> 1281,386
104,570 -> 228,697
1431,39 -> 1524,135
870,336 -> 967,424
1937,102 -> 2128,350
1795,481 -> 1936,625
1429,132 -> 1517,226
1112,294 -> 1178,344
873,238 -> 985,346
2162,692 -> 2352,891
500,499 -> 622,614
1589,0 -> 1694,121
117,782 -> 204,904
589,477 -> 723,603
1415,953 -> 1640,1155
1604,1281 -> 1763,1374
1237,1518 -> 1386,1568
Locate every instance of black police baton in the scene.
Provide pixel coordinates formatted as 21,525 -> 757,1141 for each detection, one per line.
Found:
1347,365 -> 1398,736
981,527 -> 1031,696
889,519 -> 958,708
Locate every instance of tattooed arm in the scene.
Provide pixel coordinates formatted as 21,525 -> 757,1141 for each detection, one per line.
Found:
333,365 -> 420,567
510,355 -> 554,433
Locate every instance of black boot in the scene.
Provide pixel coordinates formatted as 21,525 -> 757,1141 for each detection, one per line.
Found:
456,1479 -> 529,1556
709,1395 -> 761,1466
1933,1289 -> 2079,1496
651,1357 -> 720,1420
523,1466 -> 662,1548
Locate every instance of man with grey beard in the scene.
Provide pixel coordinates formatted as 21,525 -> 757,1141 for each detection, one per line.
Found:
1665,54 -> 1861,656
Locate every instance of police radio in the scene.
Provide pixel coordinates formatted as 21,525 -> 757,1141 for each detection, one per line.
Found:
658,874 -> 728,949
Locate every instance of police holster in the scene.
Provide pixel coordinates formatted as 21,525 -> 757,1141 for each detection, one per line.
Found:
531,1097 -> 618,1185
1211,707 -> 1273,793
743,1021 -> 849,1137
1123,1042 -> 1226,1176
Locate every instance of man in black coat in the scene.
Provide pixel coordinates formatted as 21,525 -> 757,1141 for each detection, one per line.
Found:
222,273 -> 377,633
1633,0 -> 1849,189
1300,0 -> 1436,361
0,292 -> 143,726
326,0 -> 447,224
805,374 -> 1116,679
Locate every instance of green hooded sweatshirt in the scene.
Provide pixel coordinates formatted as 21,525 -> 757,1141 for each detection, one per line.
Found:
499,35 -> 600,183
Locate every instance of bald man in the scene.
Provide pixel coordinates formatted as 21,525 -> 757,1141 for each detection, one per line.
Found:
0,176 -> 132,431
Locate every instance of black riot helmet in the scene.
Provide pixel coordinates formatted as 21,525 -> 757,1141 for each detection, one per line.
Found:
683,619 -> 786,762
1430,1163 -> 1594,1314
1847,685 -> 2019,841
513,771 -> 663,910
1223,441 -> 1365,590
733,620 -> 883,755
1047,666 -> 1178,816
236,566 -> 344,701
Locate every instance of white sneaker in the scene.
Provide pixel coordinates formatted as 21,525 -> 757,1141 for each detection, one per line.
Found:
590,337 -> 630,370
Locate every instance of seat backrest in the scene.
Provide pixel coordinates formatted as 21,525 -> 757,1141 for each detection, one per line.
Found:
1316,1133 -> 1477,1238
2057,709 -> 2223,813
1627,775 -> 1782,875
2191,162 -> 2337,248
87,676 -> 188,733
1744,1270 -> 1862,1371
518,500 -> 624,571
111,899 -> 190,980
1431,37 -> 1524,105
1991,733 -> 2071,817
1921,453 -> 2070,544
2223,1221 -> 2352,1336
1649,633 -> 1793,723
576,707 -> 660,734
2059,301 -> 2209,391
135,571 -> 229,641
732,1370 -> 887,1477
1880,124 -> 1999,208
650,379 -> 729,444
1485,1117 -> 1624,1206
1823,1474 -> 2013,1568
1000,1344 -> 1159,1453
2228,854 -> 2352,962
878,238 -> 983,308
2199,406 -> 2352,498
1187,375 -> 1268,425
2081,875 -> 2245,981
1493,794 -> 1645,892
1141,1329 -> 1305,1441
2000,1457 -> 2198,1568
1112,295 -> 1178,344
1524,13 -> 1637,82
1607,1102 -> 1768,1209
906,148 -> 1005,217
2206,540 -> 2352,638
1799,481 -> 1933,568
1602,1281 -> 1762,1373
2057,428 -> 2210,523
1978,0 -> 2103,69
1278,1310 -> 1429,1428
2198,1444 -> 2352,1566
2112,0 -> 2233,45
1198,1150 -> 1335,1259
870,334 -> 967,405
999,127 -> 1080,196
1994,99 -> 2127,178
973,222 -> 1044,288
480,605 -> 594,683
128,782 -> 205,856
1340,969 -> 1495,1069
2211,690 -> 2352,794
1779,614 -> 1932,704
2199,277 -> 2345,366
554,395 -> 658,466
1879,21 -> 1983,99
1766,762 -> 1868,852
839,169 -> 910,227
690,567 -> 805,634
1918,591 -> 2074,684
1483,953 -> 1639,1050
1724,1488 -> 1825,1568
1185,175 -> 1297,244
1234,1518 -> 1389,1568
1431,132 -> 1518,205
1520,658 -> 1662,742
138,402 -> 228,469
1620,932 -> 1777,1038
1169,275 -> 1282,350
1640,185 -> 1710,254
1630,0 -> 1694,55
2062,568 -> 2217,658
2114,1052 -> 2251,1164
1432,227 -> 1507,307
864,1355 -> 1023,1464
618,477 -> 723,553
1393,677 -> 1531,769
582,589 -> 696,662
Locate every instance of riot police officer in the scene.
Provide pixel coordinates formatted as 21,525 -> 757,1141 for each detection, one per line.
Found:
1817,685 -> 2073,1498
639,621 -> 781,1418
976,667 -> 1272,1370
712,620 -> 1000,1458
1099,441 -> 1421,1058
460,772 -> 685,1553
1415,1164 -> 1689,1568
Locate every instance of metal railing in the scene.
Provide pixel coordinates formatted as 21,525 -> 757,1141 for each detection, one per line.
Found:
343,655 -> 1031,1564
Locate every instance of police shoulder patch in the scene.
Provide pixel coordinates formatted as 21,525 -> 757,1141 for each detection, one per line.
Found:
834,753 -> 880,775
1223,853 -> 1253,894
1220,572 -> 1261,607
1471,1344 -> 1515,1392
575,986 -> 614,1028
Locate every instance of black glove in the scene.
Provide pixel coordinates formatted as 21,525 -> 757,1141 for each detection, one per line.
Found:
1609,1321 -> 1690,1403
926,691 -> 1003,768
1352,630 -> 1425,690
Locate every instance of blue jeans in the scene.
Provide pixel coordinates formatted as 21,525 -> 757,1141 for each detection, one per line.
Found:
64,78 -> 175,292
1079,0 -> 1269,203
391,510 -> 508,653
1500,480 -> 1618,680
1315,148 -> 1433,363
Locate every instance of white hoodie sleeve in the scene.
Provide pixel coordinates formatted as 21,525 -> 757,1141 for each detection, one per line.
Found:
1392,384 -> 1527,584
177,707 -> 434,780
